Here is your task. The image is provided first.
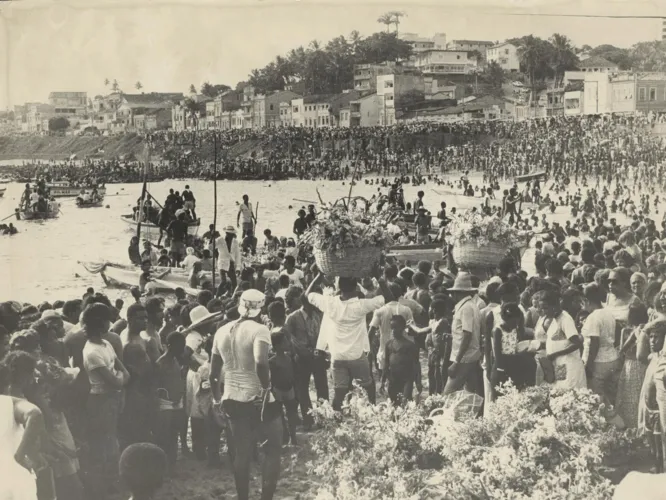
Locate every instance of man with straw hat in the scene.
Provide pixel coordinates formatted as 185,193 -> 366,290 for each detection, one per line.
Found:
215,225 -> 241,293
209,289 -> 282,500
444,272 -> 483,396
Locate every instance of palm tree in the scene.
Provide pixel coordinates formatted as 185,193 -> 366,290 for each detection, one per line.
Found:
388,11 -> 407,35
189,84 -> 197,95
184,98 -> 199,129
377,13 -> 393,33
135,81 -> 143,91
111,79 -> 120,93
104,78 -> 110,88
549,33 -> 578,86
517,36 -> 544,107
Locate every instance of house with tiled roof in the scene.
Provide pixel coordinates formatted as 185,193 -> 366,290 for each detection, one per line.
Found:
117,92 -> 184,128
578,56 -> 619,73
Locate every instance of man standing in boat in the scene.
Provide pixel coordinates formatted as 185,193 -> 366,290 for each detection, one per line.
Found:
237,194 -> 256,239
182,185 -> 197,220
167,209 -> 189,267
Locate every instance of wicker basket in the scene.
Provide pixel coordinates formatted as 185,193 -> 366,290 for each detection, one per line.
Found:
452,241 -> 508,271
313,246 -> 382,278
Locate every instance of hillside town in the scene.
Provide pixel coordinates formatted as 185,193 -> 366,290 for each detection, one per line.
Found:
4,21 -> 666,138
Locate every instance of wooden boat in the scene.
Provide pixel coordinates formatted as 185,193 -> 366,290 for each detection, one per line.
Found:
76,197 -> 105,208
15,207 -> 59,220
80,261 -> 211,296
120,214 -> 201,237
47,181 -> 107,198
516,171 -> 548,183
387,243 -> 444,262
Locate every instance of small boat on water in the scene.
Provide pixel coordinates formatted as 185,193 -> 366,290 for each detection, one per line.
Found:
516,171 -> 548,183
120,214 -> 201,237
47,181 -> 107,198
0,186 -> 5,197
15,207 -> 59,220
80,261 -> 211,297
76,197 -> 105,208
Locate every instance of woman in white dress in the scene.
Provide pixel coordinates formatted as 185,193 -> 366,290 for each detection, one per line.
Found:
534,290 -> 587,390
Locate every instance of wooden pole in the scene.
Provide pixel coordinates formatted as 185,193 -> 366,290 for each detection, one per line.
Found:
136,143 -> 149,242
212,134 -> 218,290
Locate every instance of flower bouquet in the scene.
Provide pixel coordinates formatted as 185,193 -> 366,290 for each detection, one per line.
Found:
448,211 -> 530,272
300,202 -> 394,277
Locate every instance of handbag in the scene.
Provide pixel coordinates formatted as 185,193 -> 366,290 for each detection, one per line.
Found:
537,354 -> 556,384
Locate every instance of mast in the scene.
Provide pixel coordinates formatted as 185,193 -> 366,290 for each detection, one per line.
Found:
212,133 -> 218,290
136,142 -> 150,242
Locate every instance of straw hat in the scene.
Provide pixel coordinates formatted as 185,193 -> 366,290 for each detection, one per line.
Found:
188,305 -> 221,331
238,289 -> 265,318
224,225 -> 236,235
448,272 -> 478,292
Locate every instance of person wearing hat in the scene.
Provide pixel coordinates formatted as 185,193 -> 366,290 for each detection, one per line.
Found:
444,272 -> 483,396
166,210 -> 189,267
215,225 -> 241,293
209,289 -> 282,500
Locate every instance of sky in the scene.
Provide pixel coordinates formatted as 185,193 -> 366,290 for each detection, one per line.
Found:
0,0 -> 665,109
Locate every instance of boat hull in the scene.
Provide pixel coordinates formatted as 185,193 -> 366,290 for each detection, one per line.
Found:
18,209 -> 59,220
47,184 -> 107,198
120,215 -> 200,237
83,262 -> 210,297
76,199 -> 104,208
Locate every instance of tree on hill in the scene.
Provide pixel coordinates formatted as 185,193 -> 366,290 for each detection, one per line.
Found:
588,44 -> 632,70
395,89 -> 425,111
549,34 -> 578,84
629,41 -> 666,72
48,117 -> 70,132
189,84 -> 197,94
484,60 -> 505,96
377,13 -> 393,33
200,82 -> 232,98
247,31 -> 412,95
388,11 -> 407,35
135,81 -> 143,91
111,79 -> 120,93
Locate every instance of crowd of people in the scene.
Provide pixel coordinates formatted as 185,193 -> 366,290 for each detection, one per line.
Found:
3,114 -> 663,188
4,111 -> 666,499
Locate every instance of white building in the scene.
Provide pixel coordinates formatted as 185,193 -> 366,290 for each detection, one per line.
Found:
399,32 -> 447,53
409,49 -> 476,75
487,43 -> 520,72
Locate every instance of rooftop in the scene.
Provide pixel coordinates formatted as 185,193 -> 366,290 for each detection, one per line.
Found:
578,56 -> 619,69
302,94 -> 337,104
123,92 -> 184,107
449,40 -> 494,46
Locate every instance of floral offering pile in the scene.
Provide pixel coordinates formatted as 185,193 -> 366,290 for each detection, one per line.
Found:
448,211 -> 528,248
307,384 -> 640,500
300,204 -> 394,258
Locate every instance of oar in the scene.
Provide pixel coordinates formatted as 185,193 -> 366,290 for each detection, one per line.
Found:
1,210 -> 17,222
293,198 -> 318,205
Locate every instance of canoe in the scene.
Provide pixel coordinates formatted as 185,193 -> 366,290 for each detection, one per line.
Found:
516,171 -> 547,183
76,198 -> 105,208
387,243 -> 444,262
16,207 -> 59,220
432,190 -> 545,212
120,214 -> 201,237
80,261 -> 211,296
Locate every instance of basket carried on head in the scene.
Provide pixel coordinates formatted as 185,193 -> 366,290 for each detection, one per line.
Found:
451,241 -> 529,279
313,246 -> 381,278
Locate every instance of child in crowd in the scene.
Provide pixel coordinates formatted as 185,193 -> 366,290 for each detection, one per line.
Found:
269,330 -> 299,446
157,249 -> 171,267
154,332 -> 186,468
426,299 -> 452,395
119,443 -> 167,500
383,315 -> 420,405
638,320 -> 666,473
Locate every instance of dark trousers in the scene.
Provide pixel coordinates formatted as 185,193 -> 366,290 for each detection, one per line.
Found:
293,354 -> 329,426
388,372 -> 414,405
154,409 -> 184,467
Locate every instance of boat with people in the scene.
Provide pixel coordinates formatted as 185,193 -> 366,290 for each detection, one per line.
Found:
14,206 -> 59,220
47,181 -> 107,198
76,197 -> 105,208
120,214 -> 201,237
80,261 -> 209,297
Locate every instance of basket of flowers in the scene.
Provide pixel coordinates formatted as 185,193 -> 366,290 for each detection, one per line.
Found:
449,211 -> 530,272
301,203 -> 393,277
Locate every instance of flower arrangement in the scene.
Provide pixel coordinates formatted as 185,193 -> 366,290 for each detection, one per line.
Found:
448,211 -> 527,249
306,384 -> 641,500
300,204 -> 394,258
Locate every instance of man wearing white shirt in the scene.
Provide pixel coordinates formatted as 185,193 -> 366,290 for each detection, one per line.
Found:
307,272 -> 393,411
